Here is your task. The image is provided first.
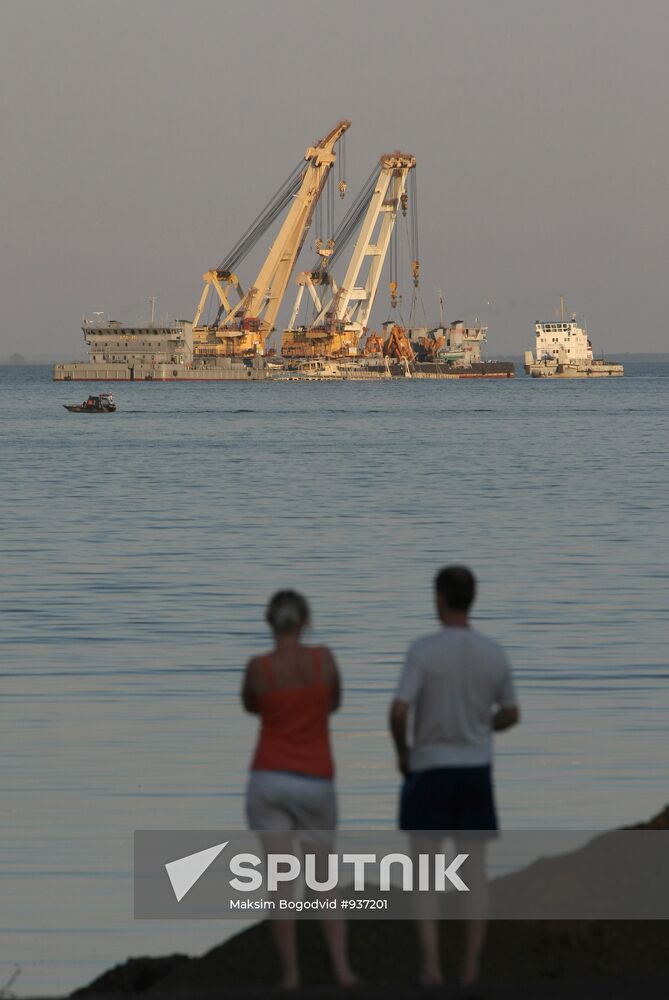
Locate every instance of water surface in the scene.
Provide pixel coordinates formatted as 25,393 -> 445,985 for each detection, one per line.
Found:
2,364 -> 667,993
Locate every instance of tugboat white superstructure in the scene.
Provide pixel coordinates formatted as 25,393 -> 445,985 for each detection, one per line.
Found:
524,300 -> 623,378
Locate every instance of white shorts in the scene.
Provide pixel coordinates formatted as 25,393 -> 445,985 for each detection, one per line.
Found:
246,770 -> 337,832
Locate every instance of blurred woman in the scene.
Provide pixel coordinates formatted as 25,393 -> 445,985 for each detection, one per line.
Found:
241,590 -> 356,989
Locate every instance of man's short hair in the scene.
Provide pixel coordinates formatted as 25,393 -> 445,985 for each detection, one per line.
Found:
434,565 -> 476,610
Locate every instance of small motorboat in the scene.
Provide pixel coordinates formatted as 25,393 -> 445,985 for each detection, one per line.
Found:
64,392 -> 116,413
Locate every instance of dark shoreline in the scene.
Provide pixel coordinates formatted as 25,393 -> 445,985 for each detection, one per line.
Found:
54,807 -> 669,1000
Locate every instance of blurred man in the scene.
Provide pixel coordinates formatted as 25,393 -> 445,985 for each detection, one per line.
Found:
389,565 -> 520,991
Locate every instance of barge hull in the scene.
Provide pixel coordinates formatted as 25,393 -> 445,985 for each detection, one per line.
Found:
525,363 -> 624,378
410,361 -> 515,378
53,363 -> 266,382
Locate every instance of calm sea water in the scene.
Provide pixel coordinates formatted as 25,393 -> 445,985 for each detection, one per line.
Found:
2,363 -> 668,994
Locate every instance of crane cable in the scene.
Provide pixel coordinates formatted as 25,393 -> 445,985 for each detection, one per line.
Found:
315,194 -> 323,244
387,222 -> 406,325
388,227 -> 398,312
327,170 -> 335,240
338,132 -> 347,198
217,159 -> 305,274
314,165 -> 379,272
408,168 -> 420,288
301,165 -> 379,328
407,168 -> 427,328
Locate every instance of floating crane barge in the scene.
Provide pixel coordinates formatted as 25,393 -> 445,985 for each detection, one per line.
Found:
54,120 -> 513,382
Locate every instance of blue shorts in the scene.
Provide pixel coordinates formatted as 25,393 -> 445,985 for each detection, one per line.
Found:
400,765 -> 498,833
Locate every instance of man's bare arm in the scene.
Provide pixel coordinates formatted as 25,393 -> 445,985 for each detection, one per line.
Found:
492,705 -> 520,731
389,699 -> 410,774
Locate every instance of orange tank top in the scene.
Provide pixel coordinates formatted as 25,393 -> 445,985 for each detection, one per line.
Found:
251,647 -> 334,780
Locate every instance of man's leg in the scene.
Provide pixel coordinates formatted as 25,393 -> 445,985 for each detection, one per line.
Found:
417,917 -> 443,986
457,838 -> 489,987
410,833 -> 444,986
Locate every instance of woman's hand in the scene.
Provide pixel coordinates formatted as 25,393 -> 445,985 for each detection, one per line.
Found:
321,646 -> 342,712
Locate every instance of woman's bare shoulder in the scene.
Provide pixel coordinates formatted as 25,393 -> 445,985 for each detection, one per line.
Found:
245,653 -> 271,676
313,644 -> 339,677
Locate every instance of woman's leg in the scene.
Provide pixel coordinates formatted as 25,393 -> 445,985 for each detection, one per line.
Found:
321,919 -> 358,986
248,774 -> 300,988
301,782 -> 357,985
270,920 -> 299,989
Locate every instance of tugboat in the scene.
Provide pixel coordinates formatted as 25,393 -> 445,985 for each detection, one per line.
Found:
524,298 -> 623,378
64,392 -> 116,413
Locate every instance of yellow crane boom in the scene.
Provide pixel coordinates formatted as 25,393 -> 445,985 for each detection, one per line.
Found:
193,120 -> 350,357
282,151 -> 416,358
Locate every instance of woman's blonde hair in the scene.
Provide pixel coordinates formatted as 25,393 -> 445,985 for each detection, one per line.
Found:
266,590 -> 310,635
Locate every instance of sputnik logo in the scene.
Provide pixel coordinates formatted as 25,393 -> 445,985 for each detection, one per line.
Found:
165,841 -> 470,902
165,841 -> 228,902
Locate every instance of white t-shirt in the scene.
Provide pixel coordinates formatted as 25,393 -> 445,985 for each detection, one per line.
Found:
395,626 -> 517,770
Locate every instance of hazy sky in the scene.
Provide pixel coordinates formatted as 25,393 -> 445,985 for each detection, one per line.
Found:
2,0 -> 668,355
